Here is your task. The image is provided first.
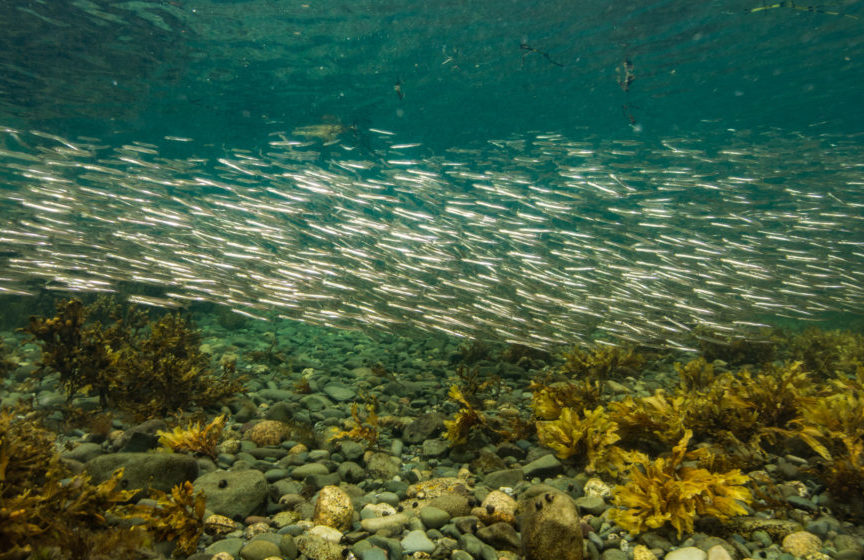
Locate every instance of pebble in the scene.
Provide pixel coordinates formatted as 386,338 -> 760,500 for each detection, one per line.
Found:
707,544 -> 735,560
401,529 -> 436,554
240,539 -> 282,560
781,532 -> 822,557
339,440 -> 365,460
358,547 -> 389,560
375,492 -> 401,507
422,438 -> 450,457
205,537 -> 245,557
419,506 -> 451,529
836,550 -> 864,560
309,524 -> 344,543
603,550 -> 628,560
360,512 -> 412,532
291,463 -> 330,479
665,547 -> 707,560
574,495 -> 607,516
521,454 -> 562,477
323,383 -> 356,401
484,468 -> 524,489
361,503 -> 398,519
476,522 -> 521,551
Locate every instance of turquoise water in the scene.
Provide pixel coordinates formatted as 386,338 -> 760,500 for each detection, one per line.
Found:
1,0 -> 863,346
3,0 -> 863,144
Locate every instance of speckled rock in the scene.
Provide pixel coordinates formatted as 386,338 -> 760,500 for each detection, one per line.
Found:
426,493 -> 472,517
406,477 -> 471,500
244,521 -> 273,539
727,517 -> 803,539
782,531 -> 822,557
583,478 -> 612,499
633,544 -> 657,560
365,452 -> 401,479
472,490 -> 517,525
295,533 -> 345,560
204,514 -> 238,535
520,490 -> 583,560
245,420 -> 291,446
313,485 -> 354,532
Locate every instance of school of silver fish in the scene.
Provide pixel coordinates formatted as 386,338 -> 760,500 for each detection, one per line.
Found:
1,125 -> 862,350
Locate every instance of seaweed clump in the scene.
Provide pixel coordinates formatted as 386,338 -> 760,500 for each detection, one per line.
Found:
329,402 -> 380,447
24,298 -> 244,417
783,327 -> 864,378
535,406 -> 646,475
0,339 -> 16,380
609,430 -> 752,538
561,344 -> 646,380
443,385 -> 487,445
127,482 -> 206,557
0,408 -> 149,560
786,368 -> 864,518
157,415 -> 226,459
0,407 -> 209,558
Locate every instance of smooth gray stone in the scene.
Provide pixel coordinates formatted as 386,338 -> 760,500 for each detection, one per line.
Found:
62,442 -> 104,463
323,383 -> 356,402
86,452 -> 198,495
291,462 -> 330,479
483,468 -> 523,489
419,506 -> 450,530
240,539 -> 282,560
401,530 -> 435,554
193,469 -> 268,519
521,453 -> 562,477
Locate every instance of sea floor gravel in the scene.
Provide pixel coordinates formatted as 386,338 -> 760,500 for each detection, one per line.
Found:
2,317 -> 864,560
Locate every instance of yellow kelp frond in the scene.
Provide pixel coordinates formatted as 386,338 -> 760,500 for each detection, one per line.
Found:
329,402 -> 380,447
529,379 -> 604,421
130,481 -> 206,558
443,385 -> 486,445
675,357 -> 716,392
609,430 -> 752,538
609,390 -> 688,446
158,415 -> 226,459
536,406 -> 646,475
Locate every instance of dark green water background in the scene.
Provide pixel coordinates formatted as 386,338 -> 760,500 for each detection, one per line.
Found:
2,0 -> 862,148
